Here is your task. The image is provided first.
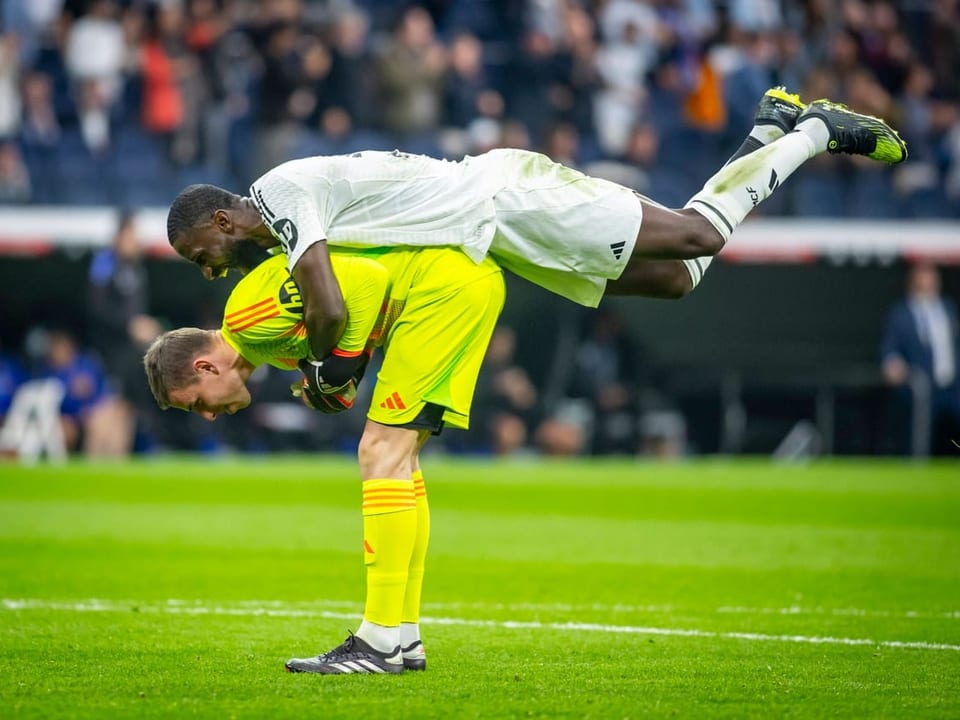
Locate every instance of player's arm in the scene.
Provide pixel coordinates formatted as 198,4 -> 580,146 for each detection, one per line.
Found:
290,241 -> 347,360
250,172 -> 346,359
300,255 -> 388,398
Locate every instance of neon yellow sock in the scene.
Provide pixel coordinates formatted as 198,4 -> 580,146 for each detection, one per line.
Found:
402,470 -> 431,624
362,478 -> 417,627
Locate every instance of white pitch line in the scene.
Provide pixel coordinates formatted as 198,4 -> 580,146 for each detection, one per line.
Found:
3,599 -> 959,653
168,598 -> 960,621
417,601 -> 960,621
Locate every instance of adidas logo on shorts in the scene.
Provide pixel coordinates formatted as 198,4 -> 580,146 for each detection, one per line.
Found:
380,392 -> 406,410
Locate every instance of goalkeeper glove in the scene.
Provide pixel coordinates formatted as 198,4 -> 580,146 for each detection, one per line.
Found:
294,359 -> 356,414
294,350 -> 372,414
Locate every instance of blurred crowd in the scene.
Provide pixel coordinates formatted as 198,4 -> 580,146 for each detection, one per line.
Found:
0,0 -> 958,215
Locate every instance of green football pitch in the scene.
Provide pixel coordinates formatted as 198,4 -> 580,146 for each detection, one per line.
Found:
1,457 -> 958,719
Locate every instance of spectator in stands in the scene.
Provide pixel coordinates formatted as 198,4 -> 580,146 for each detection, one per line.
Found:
63,0 -> 128,111
376,6 -> 446,140
505,29 -> 572,148
881,261 -> 960,456
87,211 -> 162,450
0,33 -> 21,140
542,121 -> 581,167
442,31 -> 502,130
250,18 -> 315,175
593,1 -> 658,157
17,70 -> 61,203
19,70 -> 61,147
35,327 -> 133,457
139,1 -> 187,164
560,3 -> 601,143
75,77 -> 113,155
0,141 -> 31,203
322,9 -> 377,133
0,340 -> 26,423
565,309 -> 643,455
457,325 -> 539,455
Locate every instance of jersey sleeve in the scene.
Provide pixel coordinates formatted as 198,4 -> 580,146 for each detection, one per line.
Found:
330,254 -> 389,356
249,170 -> 330,273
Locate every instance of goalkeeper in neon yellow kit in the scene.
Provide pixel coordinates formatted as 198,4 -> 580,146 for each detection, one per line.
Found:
144,247 -> 505,674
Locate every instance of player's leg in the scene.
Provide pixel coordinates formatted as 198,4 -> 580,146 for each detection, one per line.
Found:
285,420 -> 418,675
623,89 -> 906,294
605,258 -> 692,299
681,97 -> 906,248
287,256 -> 506,675
376,264 -> 504,672
400,431 -> 431,671
607,88 -> 807,298
354,420 -> 422,659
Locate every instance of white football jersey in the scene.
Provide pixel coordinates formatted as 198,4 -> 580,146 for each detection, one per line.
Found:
249,148 -> 643,307
249,150 -> 504,271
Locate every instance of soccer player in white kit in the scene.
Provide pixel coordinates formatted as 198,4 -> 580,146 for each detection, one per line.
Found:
168,88 -> 906,364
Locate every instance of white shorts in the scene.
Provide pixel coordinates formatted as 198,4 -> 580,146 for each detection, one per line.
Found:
486,150 -> 642,307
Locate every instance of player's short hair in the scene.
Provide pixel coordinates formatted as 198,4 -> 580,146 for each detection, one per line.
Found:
166,184 -> 242,246
143,328 -> 217,409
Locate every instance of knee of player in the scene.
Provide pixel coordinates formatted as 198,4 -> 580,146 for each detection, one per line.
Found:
356,431 -> 384,473
357,427 -> 409,479
667,273 -> 695,299
681,211 -> 724,257
689,226 -> 724,257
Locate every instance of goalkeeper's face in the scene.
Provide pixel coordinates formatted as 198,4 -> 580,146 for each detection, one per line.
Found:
167,366 -> 252,422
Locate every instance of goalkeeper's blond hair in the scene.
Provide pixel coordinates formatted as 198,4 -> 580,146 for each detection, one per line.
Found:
143,328 -> 217,409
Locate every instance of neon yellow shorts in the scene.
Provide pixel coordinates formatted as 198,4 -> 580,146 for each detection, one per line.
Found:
367,256 -> 505,431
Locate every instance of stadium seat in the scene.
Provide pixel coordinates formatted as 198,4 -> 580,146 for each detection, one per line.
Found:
792,170 -> 847,217
112,127 -> 173,207
54,130 -> 115,205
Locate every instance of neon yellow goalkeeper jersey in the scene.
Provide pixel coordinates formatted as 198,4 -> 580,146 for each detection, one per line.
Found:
220,247 -> 479,369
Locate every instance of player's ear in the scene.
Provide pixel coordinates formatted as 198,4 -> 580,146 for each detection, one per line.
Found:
213,209 -> 233,233
193,358 -> 219,375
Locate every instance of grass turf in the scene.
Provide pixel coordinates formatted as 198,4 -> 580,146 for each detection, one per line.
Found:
0,457 -> 957,718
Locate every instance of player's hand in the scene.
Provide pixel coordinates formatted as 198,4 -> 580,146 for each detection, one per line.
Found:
299,359 -> 349,396
296,376 -> 358,414
296,359 -> 358,414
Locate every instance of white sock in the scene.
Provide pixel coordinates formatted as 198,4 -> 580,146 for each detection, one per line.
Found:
752,124 -> 787,145
356,619 -> 400,653
795,116 -> 830,153
695,123 -> 789,288
682,255 -> 714,289
400,622 -> 421,650
685,131 -> 817,244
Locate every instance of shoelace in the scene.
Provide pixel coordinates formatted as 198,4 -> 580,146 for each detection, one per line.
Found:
316,631 -> 357,660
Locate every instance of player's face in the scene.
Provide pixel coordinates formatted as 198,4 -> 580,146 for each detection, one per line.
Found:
167,370 -> 251,422
173,227 -> 235,280
175,229 -> 272,279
